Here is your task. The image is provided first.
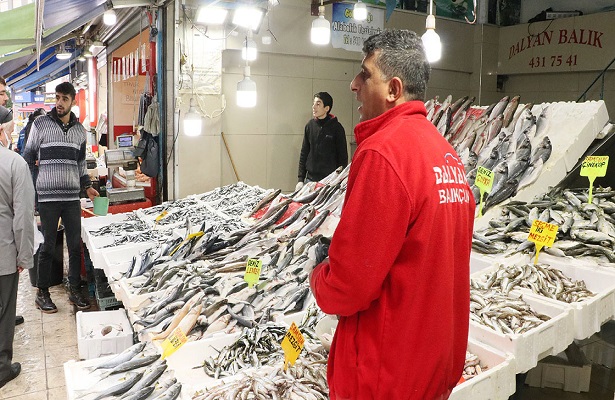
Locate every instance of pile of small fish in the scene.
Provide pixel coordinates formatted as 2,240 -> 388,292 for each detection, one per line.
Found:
199,324 -> 289,379
473,263 -> 594,303
470,288 -> 551,335
472,187 -> 615,264
193,354 -> 328,400
462,351 -> 488,381
76,342 -> 181,400
426,95 -> 553,210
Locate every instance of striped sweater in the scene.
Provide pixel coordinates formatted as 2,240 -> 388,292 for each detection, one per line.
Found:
22,109 -> 91,202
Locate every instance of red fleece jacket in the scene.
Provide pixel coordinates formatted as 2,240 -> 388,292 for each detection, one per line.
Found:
310,101 -> 475,400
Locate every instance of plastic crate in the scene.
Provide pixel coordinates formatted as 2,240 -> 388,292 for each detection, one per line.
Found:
525,355 -> 591,393
76,310 -> 133,360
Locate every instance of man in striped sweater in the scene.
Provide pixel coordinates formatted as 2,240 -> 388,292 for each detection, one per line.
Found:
23,82 -> 99,313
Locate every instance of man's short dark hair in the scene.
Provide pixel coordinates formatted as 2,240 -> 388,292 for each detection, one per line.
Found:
314,92 -> 333,113
56,82 -> 76,100
0,76 -> 6,86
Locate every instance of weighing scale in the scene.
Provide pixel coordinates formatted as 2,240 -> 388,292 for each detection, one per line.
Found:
104,134 -> 145,203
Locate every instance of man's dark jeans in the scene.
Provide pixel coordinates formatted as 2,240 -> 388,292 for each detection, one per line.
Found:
35,201 -> 82,288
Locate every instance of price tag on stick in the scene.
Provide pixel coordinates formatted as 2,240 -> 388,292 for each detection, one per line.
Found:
244,258 -> 262,288
580,156 -> 609,203
527,220 -> 559,265
281,322 -> 304,370
475,166 -> 494,217
161,326 -> 188,360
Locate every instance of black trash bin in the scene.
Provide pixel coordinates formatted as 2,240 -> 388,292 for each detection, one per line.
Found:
29,225 -> 64,287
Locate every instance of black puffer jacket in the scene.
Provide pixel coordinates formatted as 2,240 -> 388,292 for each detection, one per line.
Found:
298,114 -> 348,182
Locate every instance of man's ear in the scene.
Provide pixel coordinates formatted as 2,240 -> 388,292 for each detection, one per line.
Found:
325,105 -> 331,114
387,77 -> 404,103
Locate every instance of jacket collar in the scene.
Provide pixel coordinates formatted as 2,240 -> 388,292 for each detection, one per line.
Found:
49,107 -> 78,130
354,101 -> 427,146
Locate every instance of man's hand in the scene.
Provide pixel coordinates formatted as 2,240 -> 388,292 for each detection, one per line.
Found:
86,187 -> 99,201
295,181 -> 304,191
17,266 -> 24,273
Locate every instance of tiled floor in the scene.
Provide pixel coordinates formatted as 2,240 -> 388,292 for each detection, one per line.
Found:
1,258 -> 615,399
0,272 -> 83,400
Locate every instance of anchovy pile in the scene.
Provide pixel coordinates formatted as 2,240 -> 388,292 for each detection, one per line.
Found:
473,263 -> 594,303
200,324 -> 288,378
472,187 -> 615,263
89,220 -> 150,237
427,95 -> 552,210
462,351 -> 488,381
470,288 -> 551,335
193,355 -> 329,400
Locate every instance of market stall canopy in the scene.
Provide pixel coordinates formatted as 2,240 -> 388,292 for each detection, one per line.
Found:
18,103 -> 52,113
0,4 -> 36,62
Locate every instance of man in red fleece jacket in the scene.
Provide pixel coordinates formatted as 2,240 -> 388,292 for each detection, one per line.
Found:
310,29 -> 475,399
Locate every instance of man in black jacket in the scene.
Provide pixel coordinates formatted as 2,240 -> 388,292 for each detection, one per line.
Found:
297,92 -> 348,190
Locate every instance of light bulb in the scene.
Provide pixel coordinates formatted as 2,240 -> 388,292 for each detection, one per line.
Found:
103,9 -> 117,26
56,52 -> 71,60
241,37 -> 257,61
196,6 -> 228,25
354,1 -> 367,21
237,66 -> 257,108
83,49 -> 93,59
422,15 -> 441,63
311,6 -> 330,45
232,7 -> 264,31
184,97 -> 202,136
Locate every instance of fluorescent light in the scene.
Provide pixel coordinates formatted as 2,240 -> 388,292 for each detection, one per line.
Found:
311,6 -> 330,45
104,9 -> 117,26
354,1 -> 367,21
232,7 -> 264,31
237,66 -> 257,108
184,97 -> 202,136
56,52 -> 72,60
196,6 -> 228,25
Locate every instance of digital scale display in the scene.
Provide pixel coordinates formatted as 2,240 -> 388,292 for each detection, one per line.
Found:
117,135 -> 134,148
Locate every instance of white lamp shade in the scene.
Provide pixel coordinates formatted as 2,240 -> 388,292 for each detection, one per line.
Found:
197,6 -> 228,25
184,114 -> 202,136
103,9 -> 117,26
56,52 -> 71,60
241,38 -> 257,61
422,29 -> 442,63
237,76 -> 257,108
311,16 -> 331,45
232,7 -> 263,31
354,2 -> 367,21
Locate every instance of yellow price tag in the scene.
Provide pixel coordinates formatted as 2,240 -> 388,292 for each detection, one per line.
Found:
244,258 -> 262,288
580,156 -> 609,203
527,220 -> 559,265
475,166 -> 494,217
281,322 -> 304,370
155,211 -> 168,224
161,326 -> 188,359
187,231 -> 204,240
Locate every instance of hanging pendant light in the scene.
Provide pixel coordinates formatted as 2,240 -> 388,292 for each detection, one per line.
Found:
237,66 -> 257,108
103,9 -> 117,26
56,43 -> 71,60
310,3 -> 330,45
184,97 -> 202,136
354,0 -> 367,21
421,0 -> 441,63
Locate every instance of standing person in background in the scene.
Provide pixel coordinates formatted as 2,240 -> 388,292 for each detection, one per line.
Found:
17,108 -> 46,213
0,76 -> 26,328
296,92 -> 348,190
23,82 -> 98,313
0,105 -> 35,389
309,30 -> 475,399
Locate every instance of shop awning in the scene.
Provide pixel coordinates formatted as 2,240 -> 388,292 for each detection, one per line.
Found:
4,48 -> 57,85
18,103 -> 52,113
0,4 -> 36,60
11,57 -> 75,92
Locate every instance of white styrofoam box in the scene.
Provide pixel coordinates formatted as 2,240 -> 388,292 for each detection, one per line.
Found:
525,355 -> 591,393
81,213 -> 128,240
470,252 -> 501,275
116,277 -> 160,310
450,338 -> 516,400
101,242 -> 157,279
76,310 -> 134,360
469,292 -> 574,374
472,255 -> 615,341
